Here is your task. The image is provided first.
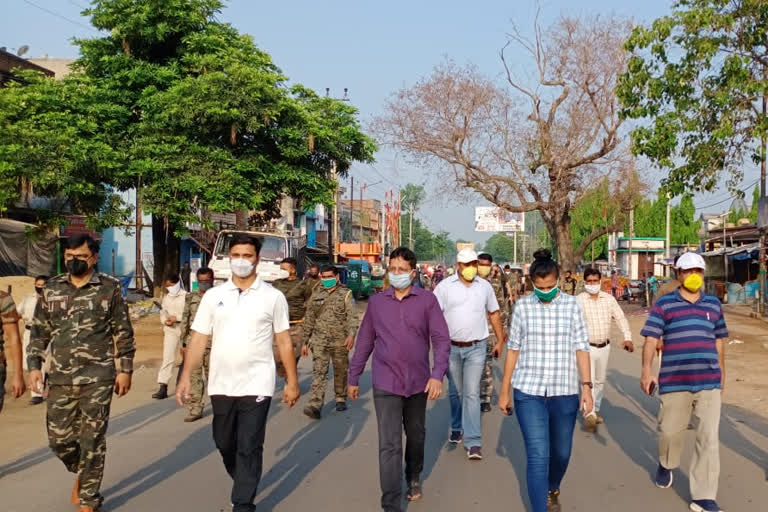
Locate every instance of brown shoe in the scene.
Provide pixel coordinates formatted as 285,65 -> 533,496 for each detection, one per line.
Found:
184,413 -> 203,422
596,413 -> 605,424
584,412 -> 598,433
547,489 -> 562,512
71,477 -> 79,505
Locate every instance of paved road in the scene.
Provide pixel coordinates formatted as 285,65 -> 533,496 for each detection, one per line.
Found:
2,339 -> 768,511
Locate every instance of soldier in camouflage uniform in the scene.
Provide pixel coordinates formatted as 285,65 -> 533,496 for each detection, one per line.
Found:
271,257 -> 313,379
180,267 -> 214,422
0,290 -> 25,413
477,255 -> 509,412
302,264 -> 357,419
28,234 -> 135,512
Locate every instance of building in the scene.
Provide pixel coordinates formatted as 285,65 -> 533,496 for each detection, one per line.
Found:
0,48 -> 54,85
615,237 -> 666,279
27,57 -> 75,79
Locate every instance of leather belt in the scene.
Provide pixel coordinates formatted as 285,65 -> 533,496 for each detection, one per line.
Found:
451,340 -> 479,348
590,340 -> 610,349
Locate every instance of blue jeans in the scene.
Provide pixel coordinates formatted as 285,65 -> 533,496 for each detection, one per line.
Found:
514,389 -> 579,512
446,340 -> 486,448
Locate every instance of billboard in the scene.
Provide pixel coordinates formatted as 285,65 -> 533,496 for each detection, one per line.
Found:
456,242 -> 476,252
474,207 -> 524,233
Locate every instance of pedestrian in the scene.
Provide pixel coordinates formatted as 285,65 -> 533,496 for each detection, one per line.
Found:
432,265 -> 444,289
640,252 -> 727,512
348,247 -> 451,512
179,267 -> 214,422
181,261 -> 191,291
27,234 -> 135,512
477,254 -> 509,413
152,273 -> 187,400
176,235 -> 299,512
19,275 -> 47,405
433,248 -> 505,460
611,270 -> 619,299
302,264 -> 357,419
559,270 -> 577,295
0,287 -> 26,414
307,263 -> 321,291
647,272 -> 659,305
576,267 -> 634,432
497,249 -> 593,512
272,257 -> 313,378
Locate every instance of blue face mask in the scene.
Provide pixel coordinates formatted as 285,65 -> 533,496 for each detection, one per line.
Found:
388,272 -> 412,290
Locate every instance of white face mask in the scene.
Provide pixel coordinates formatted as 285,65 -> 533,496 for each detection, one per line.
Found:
585,284 -> 601,295
166,282 -> 182,295
230,258 -> 255,278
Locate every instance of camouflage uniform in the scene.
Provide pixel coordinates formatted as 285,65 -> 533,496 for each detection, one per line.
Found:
28,272 -> 135,510
271,278 -> 313,376
303,285 -> 357,410
180,291 -> 208,417
481,274 -> 507,406
0,291 -> 20,414
559,276 -> 577,295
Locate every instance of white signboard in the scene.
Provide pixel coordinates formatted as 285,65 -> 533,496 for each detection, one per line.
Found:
474,207 -> 524,233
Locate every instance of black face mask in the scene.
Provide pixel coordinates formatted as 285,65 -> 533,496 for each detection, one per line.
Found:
35,286 -> 44,295
197,281 -> 213,292
309,273 -> 319,279
66,259 -> 89,277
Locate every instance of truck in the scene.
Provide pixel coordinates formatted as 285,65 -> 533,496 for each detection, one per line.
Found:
209,230 -> 303,284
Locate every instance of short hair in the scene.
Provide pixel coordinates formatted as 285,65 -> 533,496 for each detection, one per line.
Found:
196,267 -> 214,279
320,264 -> 338,275
611,270 -> 616,274
229,235 -> 262,255
529,249 -> 559,279
478,253 -> 493,263
166,273 -> 180,284
310,263 -> 320,270
34,275 -> 48,282
504,264 -> 511,269
65,233 -> 100,254
584,267 -> 602,280
389,247 -> 417,270
280,257 -> 298,269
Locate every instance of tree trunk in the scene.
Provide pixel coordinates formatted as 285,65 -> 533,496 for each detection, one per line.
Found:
553,221 -> 577,272
151,215 -> 181,290
235,210 -> 248,230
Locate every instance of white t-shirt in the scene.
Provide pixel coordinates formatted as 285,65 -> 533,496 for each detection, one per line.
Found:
433,274 -> 500,341
191,277 -> 290,397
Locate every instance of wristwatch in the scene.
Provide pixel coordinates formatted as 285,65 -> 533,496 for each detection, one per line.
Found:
582,381 -> 593,389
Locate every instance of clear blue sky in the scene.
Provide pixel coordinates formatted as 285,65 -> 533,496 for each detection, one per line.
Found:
3,0 -> 753,245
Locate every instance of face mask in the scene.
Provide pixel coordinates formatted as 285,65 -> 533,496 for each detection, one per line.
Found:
477,265 -> 491,278
309,273 -> 319,279
230,258 -> 255,278
321,277 -> 337,289
388,272 -> 412,290
585,284 -> 601,295
166,282 -> 182,295
534,286 -> 559,302
35,286 -> 44,295
197,281 -> 213,292
66,258 -> 89,277
683,273 -> 704,292
461,266 -> 478,281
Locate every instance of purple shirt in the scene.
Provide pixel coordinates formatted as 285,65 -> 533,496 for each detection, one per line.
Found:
348,286 -> 451,397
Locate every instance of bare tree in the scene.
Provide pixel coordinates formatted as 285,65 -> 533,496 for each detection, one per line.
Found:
374,14 -> 640,269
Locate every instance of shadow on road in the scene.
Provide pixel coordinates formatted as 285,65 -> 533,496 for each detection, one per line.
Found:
721,404 -> 768,480
496,411 -> 530,511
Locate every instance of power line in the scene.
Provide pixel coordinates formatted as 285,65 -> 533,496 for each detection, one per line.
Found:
21,0 -> 98,33
694,179 -> 759,211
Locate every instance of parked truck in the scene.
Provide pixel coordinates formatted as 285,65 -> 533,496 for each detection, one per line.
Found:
209,229 -> 303,283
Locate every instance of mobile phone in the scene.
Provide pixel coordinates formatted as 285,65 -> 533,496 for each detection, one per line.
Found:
504,407 -> 514,416
648,381 -> 657,396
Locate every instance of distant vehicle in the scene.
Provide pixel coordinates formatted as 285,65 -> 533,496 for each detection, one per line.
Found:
371,263 -> 386,292
346,259 -> 373,299
210,230 -> 299,284
623,279 -> 647,306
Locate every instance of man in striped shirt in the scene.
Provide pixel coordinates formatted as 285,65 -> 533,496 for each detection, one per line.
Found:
640,252 -> 727,512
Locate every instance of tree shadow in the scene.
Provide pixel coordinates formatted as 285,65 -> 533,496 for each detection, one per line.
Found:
720,404 -> 768,480
496,411 -> 530,511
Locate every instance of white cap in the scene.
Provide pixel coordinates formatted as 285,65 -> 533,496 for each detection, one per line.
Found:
676,252 -> 706,270
456,248 -> 479,264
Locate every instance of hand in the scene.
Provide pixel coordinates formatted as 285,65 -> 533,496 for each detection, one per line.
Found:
28,370 -> 44,396
180,347 -> 187,358
344,335 -> 355,351
492,342 -> 504,358
498,390 -> 512,415
176,376 -> 190,406
114,373 -> 132,397
348,385 -> 359,401
622,341 -> 635,353
165,319 -> 174,326
11,373 -> 26,398
641,371 -> 658,396
424,378 -> 442,400
301,344 -> 309,358
168,315 -> 177,323
282,382 -> 300,407
581,387 -> 594,416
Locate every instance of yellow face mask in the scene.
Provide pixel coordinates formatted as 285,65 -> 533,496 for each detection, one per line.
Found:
683,272 -> 704,292
461,266 -> 478,281
477,265 -> 491,278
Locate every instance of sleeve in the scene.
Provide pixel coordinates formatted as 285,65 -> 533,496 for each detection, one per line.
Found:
507,304 -> 524,350
190,292 -> 215,335
428,295 -> 451,381
348,303 -> 375,386
27,294 -> 49,371
272,292 -> 290,334
159,296 -> 168,325
640,304 -> 666,339
19,296 -> 34,323
180,295 -> 192,347
433,282 -> 446,311
110,285 -> 136,373
611,297 -> 633,341
714,302 -> 729,339
345,290 -> 357,337
486,281 -> 500,313
303,294 -> 317,344
570,302 -> 590,352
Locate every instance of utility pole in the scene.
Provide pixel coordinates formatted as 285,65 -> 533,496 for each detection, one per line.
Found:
722,211 -> 729,285
331,161 -> 338,263
350,175 -> 354,259
409,205 -> 414,250
513,231 -> 518,264
760,91 -> 767,313
665,194 -> 671,277
135,177 -> 143,292
522,232 -> 526,265
628,208 -> 634,280
398,189 -> 402,247
360,183 -> 365,261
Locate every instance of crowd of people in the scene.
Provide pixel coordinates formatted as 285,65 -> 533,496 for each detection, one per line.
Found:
0,234 -> 728,512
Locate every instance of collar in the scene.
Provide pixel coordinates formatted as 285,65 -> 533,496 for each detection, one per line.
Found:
674,288 -> 703,305
66,271 -> 100,287
448,273 -> 479,285
224,276 -> 263,292
383,286 -> 421,299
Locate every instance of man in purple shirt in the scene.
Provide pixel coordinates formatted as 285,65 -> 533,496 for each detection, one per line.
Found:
349,247 -> 451,512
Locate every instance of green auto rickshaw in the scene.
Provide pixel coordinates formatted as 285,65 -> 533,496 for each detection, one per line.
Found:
347,259 -> 372,299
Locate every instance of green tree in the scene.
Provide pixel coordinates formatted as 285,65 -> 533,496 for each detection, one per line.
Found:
483,233 -> 517,263
619,0 -> 768,196
750,185 -> 761,223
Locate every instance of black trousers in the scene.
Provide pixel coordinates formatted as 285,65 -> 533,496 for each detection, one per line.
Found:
211,395 -> 272,512
373,388 -> 427,512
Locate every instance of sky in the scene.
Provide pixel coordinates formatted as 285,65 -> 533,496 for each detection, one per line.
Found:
2,0 -> 758,245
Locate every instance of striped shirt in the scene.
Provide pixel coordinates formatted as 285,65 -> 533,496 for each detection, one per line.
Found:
507,292 -> 590,396
640,290 -> 728,394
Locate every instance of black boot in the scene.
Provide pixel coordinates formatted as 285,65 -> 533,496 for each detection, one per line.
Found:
152,384 -> 168,400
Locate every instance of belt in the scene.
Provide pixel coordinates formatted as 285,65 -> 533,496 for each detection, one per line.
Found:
25,325 -> 31,330
590,340 -> 610,349
451,340 -> 479,348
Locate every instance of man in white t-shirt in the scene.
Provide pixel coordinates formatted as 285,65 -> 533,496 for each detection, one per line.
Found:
176,235 -> 300,512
